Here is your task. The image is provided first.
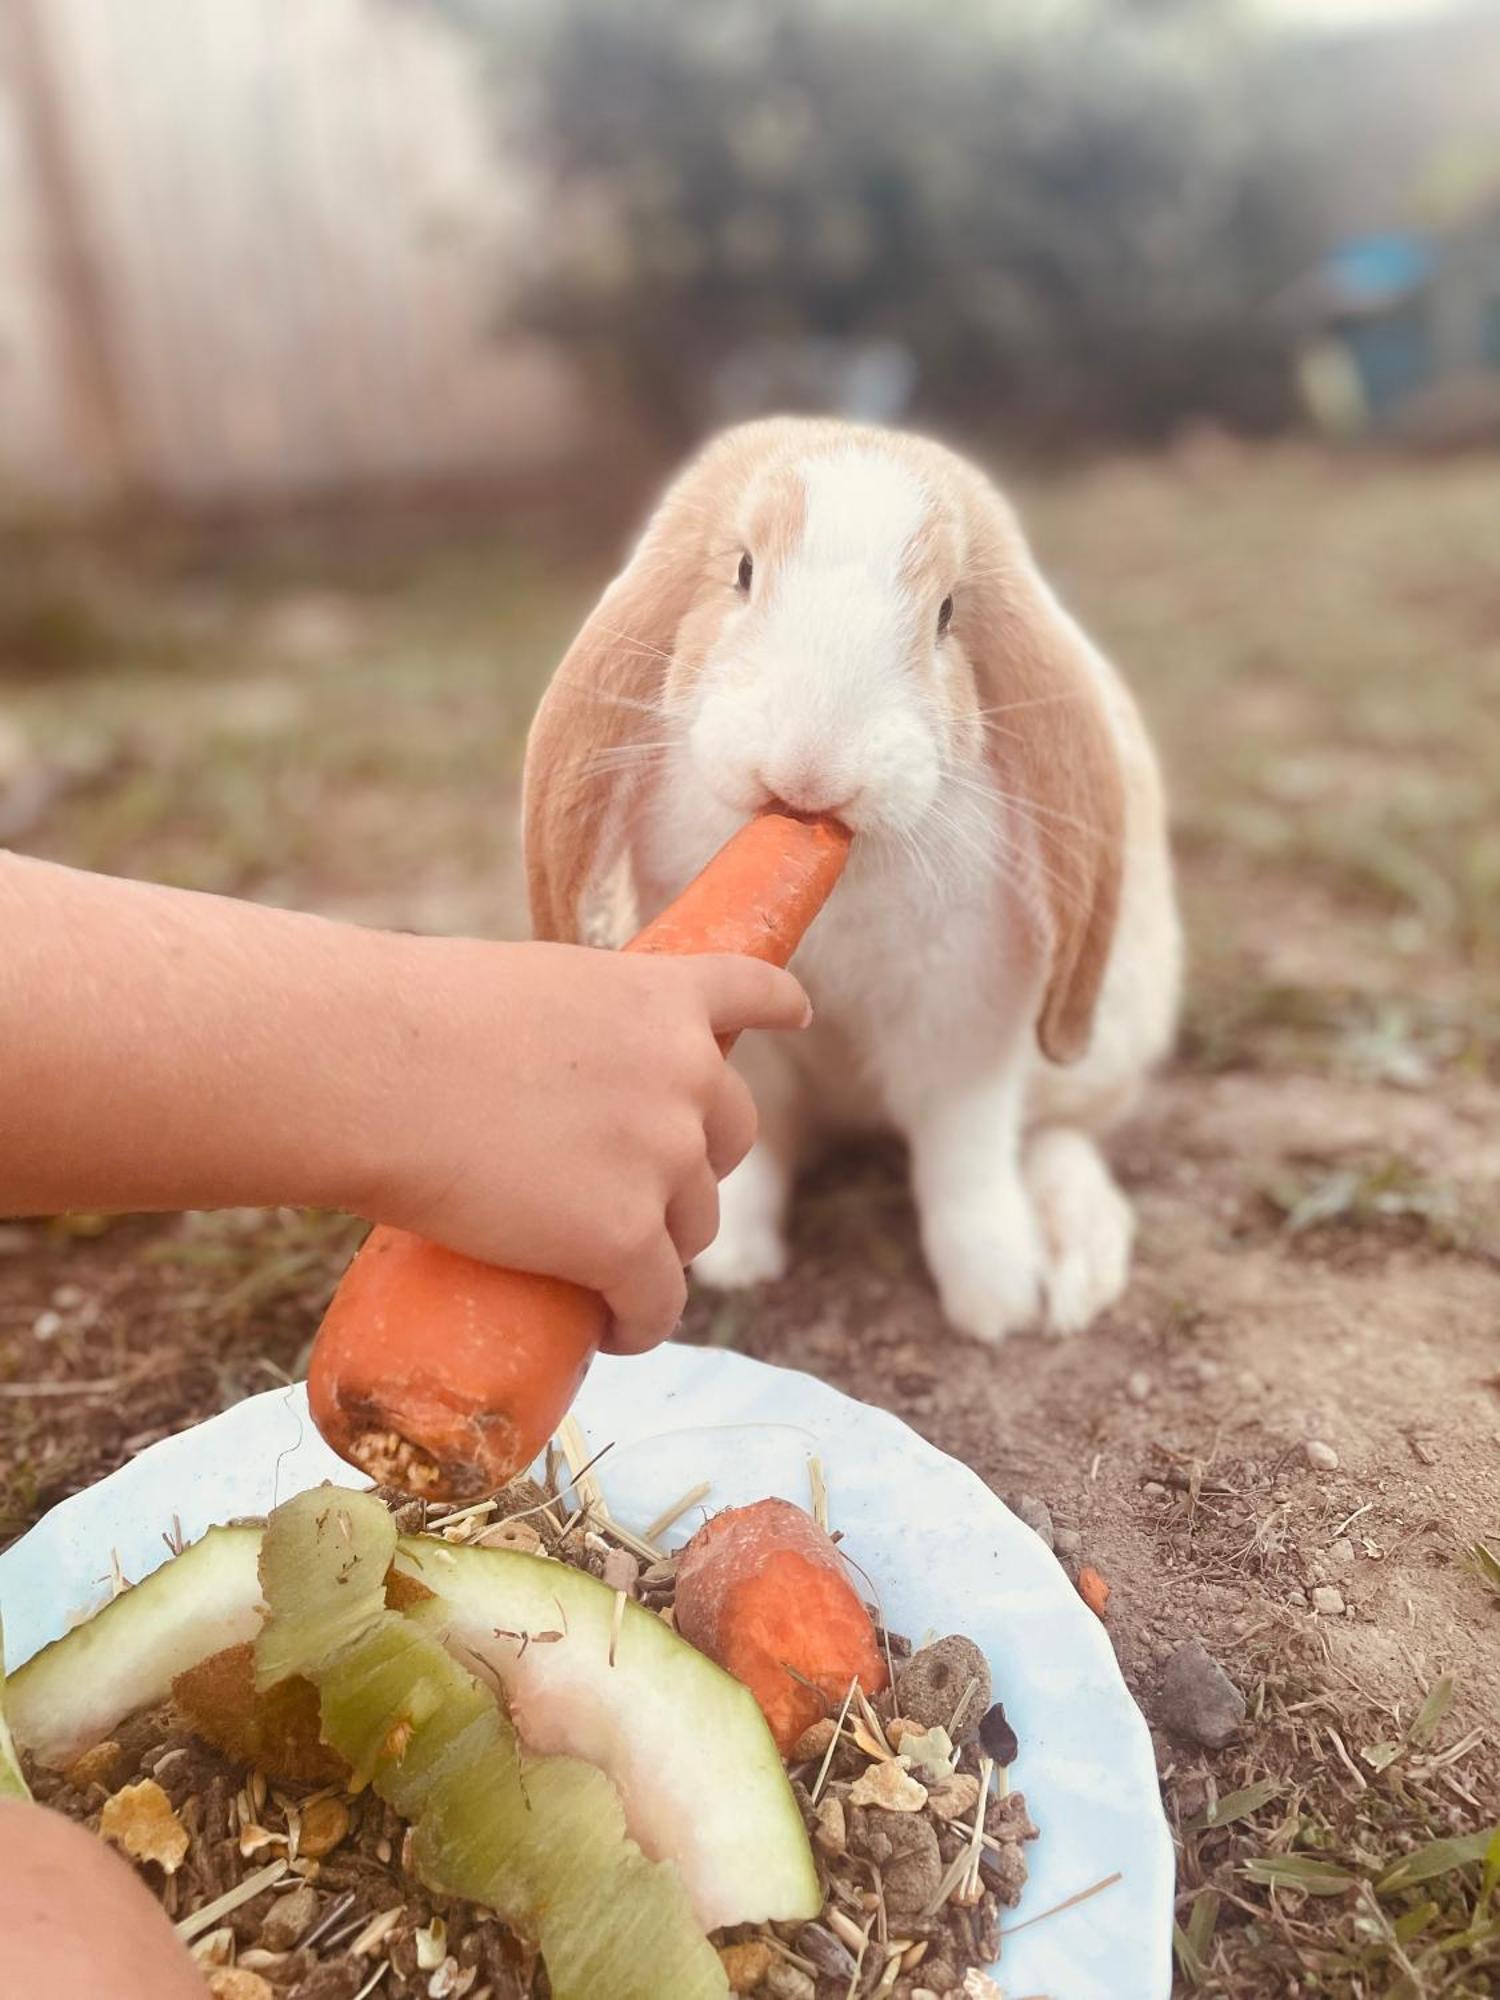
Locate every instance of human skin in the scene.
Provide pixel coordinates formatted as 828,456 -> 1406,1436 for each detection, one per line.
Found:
0,852 -> 809,1349
0,1800 -> 207,1997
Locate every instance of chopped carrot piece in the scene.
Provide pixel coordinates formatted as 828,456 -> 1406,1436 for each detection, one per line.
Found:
1078,1564 -> 1111,1619
674,1498 -> 887,1753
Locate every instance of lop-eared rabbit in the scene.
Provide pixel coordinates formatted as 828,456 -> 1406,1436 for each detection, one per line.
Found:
524,419 -> 1179,1343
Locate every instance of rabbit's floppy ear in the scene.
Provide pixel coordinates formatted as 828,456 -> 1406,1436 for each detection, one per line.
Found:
962,493 -> 1126,1066
523,486 -> 704,943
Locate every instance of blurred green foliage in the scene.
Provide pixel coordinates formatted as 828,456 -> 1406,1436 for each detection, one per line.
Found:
444,0 -> 1330,439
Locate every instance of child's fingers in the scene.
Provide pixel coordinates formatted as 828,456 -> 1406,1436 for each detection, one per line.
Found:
666,1165 -> 720,1268
703,1063 -> 758,1179
695,955 -> 811,1037
601,1232 -> 689,1355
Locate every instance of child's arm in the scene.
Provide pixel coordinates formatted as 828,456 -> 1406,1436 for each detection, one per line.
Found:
0,852 -> 808,1350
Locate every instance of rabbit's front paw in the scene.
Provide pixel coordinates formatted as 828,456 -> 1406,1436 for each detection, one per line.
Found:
922,1178 -> 1045,1345
693,1221 -> 788,1291
692,1145 -> 791,1291
1026,1127 -> 1135,1336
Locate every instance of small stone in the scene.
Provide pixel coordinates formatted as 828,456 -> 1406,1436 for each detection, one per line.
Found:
1141,1480 -> 1168,1500
208,1975 -> 276,2000
851,1807 -> 943,1919
813,1794 -> 846,1855
978,1839 -> 1029,1907
987,1790 -> 1039,1842
895,1635 -> 991,1740
796,1923 -> 857,1982
1328,1537 -> 1356,1567
963,1972 -> 1005,1999
927,1771 -> 981,1820
1286,1587 -> 1308,1608
297,1795 -> 351,1859
848,1761 -> 928,1812
258,1882 -> 319,1952
1235,1370 -> 1263,1397
1126,1371 -> 1151,1403
1311,1585 -> 1346,1616
790,1717 -> 837,1763
31,1308 -> 64,1341
1053,1525 -> 1082,1558
51,1281 -> 87,1310
718,1941 -> 773,1993
1304,1440 -> 1340,1471
1157,1638 -> 1246,1749
765,1965 -> 816,2000
1005,1493 -> 1054,1549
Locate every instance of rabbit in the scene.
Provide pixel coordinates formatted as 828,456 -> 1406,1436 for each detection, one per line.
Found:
523,417 -> 1180,1342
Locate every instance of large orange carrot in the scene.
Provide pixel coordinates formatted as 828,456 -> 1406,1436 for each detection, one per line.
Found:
674,1498 -> 888,1753
307,811 -> 851,1500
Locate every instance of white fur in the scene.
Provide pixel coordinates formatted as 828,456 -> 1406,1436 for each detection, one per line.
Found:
687,450 -> 944,833
595,436 -> 1177,1343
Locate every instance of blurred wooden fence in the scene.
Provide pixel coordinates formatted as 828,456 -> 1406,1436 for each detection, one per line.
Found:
0,0 -> 579,508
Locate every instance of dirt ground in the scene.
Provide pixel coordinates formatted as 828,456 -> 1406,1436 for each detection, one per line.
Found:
2,441 -> 1497,1996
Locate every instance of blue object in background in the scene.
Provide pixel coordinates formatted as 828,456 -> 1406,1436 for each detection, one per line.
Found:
1323,233 -> 1438,313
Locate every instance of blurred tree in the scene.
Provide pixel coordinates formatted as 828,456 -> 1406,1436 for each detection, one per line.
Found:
438,0 -> 1330,442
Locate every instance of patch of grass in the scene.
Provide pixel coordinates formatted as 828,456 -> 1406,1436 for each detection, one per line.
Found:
1467,1544 -> 1500,1602
1259,1155 -> 1497,1263
1173,1654 -> 1500,1996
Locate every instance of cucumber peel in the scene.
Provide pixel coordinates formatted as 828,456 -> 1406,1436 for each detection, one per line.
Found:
257,1488 -> 729,2000
6,1526 -> 263,1769
397,1538 -> 821,1929
0,1621 -> 32,1800
3,1489 -> 818,1941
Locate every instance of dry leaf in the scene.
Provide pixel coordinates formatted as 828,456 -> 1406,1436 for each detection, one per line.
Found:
99,1778 -> 189,1874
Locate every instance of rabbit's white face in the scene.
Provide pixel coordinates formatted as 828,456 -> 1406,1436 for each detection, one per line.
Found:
526,416 -> 1130,1067
676,448 -> 973,839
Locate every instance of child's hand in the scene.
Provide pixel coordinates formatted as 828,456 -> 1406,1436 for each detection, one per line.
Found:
361,938 -> 809,1351
0,854 -> 808,1356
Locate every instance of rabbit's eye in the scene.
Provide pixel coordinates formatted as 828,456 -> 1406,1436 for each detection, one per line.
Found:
937,593 -> 955,637
736,551 -> 754,594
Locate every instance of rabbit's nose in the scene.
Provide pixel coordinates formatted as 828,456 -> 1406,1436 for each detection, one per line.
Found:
756,759 -> 860,821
